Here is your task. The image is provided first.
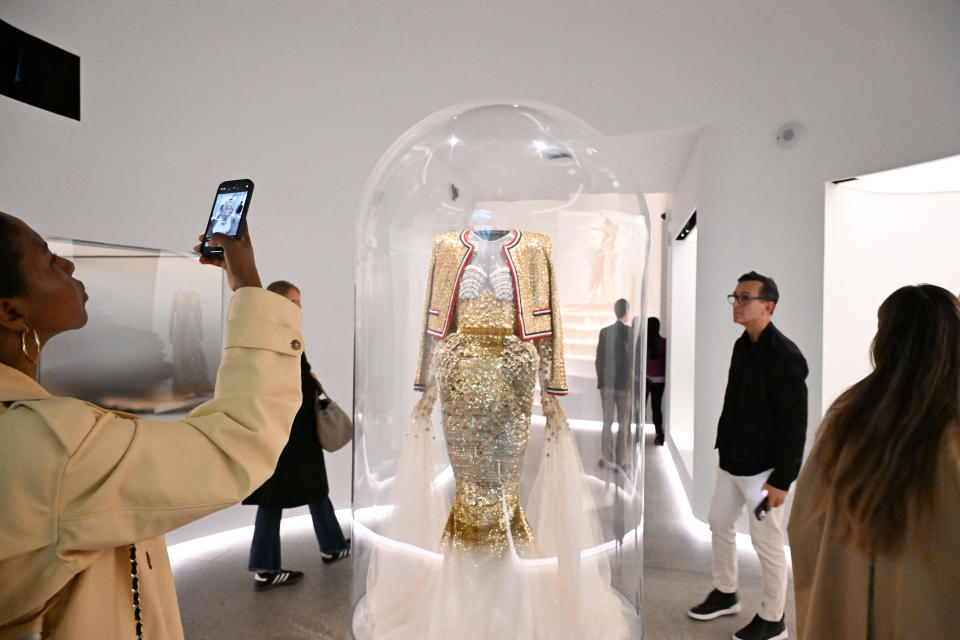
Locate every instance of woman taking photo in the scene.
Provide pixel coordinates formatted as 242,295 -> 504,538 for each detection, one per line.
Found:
789,284 -> 960,639
0,212 -> 304,639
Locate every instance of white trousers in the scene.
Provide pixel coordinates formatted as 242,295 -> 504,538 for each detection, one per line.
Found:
708,467 -> 787,622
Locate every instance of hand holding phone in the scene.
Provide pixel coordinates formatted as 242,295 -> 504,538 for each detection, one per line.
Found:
195,179 -> 261,291
195,221 -> 262,291
754,495 -> 770,521
200,179 -> 254,258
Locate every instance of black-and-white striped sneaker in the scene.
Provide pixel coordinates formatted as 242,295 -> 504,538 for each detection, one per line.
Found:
253,569 -> 303,591
320,539 -> 351,565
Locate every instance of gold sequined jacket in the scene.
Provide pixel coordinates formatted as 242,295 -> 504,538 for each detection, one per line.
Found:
414,229 -> 568,395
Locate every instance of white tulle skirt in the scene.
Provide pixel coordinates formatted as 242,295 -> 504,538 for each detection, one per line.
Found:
353,382 -> 635,640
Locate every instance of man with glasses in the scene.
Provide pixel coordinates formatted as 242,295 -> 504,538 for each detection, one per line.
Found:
688,271 -> 808,640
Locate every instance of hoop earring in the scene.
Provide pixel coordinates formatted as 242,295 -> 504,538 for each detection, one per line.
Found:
21,327 -> 40,364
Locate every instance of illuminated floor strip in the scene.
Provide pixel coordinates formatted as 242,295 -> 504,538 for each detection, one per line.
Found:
167,509 -> 353,570
169,432 -> 790,572
651,431 -> 792,564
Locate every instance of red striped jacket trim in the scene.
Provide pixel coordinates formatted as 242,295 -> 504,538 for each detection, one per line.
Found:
425,231 -> 474,338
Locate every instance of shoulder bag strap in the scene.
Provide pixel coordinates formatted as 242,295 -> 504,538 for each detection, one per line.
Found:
866,560 -> 875,640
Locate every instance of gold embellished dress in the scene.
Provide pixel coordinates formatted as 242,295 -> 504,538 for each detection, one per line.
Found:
356,229 -> 631,640
434,256 -> 539,555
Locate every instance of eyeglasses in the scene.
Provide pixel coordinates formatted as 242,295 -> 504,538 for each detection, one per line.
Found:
727,293 -> 768,305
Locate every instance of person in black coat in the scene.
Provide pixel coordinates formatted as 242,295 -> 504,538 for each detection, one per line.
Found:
644,317 -> 667,446
595,298 -> 634,466
242,281 -> 350,590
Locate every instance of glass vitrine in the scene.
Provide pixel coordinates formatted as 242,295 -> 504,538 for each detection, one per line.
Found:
38,239 -> 224,414
352,100 -> 650,639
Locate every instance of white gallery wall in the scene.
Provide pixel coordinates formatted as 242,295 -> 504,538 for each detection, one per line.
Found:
664,128 -> 704,490
2,0 -> 959,531
641,191 -> 669,320
666,228 -> 697,484
823,184 -> 960,415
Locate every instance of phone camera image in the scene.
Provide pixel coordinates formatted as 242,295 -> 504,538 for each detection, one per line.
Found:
209,193 -> 246,237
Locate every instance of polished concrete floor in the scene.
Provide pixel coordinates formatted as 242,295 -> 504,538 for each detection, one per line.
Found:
172,429 -> 795,639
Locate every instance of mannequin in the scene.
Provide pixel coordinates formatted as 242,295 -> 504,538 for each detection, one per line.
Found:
355,230 -> 630,640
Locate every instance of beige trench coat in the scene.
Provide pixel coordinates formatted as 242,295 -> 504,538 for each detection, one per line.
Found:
0,287 -> 304,639
788,420 -> 960,639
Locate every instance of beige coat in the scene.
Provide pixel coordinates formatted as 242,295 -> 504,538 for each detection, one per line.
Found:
788,420 -> 960,640
0,287 -> 304,640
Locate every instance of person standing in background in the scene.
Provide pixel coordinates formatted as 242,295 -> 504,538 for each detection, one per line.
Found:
595,298 -> 633,467
243,280 -> 350,591
645,316 -> 667,446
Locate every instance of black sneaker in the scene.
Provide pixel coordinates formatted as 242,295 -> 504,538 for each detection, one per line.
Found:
733,614 -> 787,640
320,538 -> 351,564
687,588 -> 741,620
253,569 -> 303,591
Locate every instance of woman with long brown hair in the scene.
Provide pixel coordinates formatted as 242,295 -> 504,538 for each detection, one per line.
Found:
788,284 -> 960,639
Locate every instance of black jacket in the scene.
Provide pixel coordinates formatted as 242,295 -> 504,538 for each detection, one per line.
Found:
595,321 -> 633,390
243,353 -> 330,508
715,322 -> 808,490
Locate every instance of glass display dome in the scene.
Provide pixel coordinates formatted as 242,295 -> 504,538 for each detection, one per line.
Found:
352,100 -> 650,639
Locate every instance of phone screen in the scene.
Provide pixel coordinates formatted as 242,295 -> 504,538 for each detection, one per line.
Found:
754,496 -> 769,521
201,179 -> 253,256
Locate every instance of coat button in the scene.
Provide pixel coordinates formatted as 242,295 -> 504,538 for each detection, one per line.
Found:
290,339 -> 302,350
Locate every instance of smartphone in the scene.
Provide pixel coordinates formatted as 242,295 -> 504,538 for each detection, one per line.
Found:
754,496 -> 769,521
200,179 -> 254,257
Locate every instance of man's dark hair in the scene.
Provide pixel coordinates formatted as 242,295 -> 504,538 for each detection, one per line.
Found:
0,213 -> 27,298
614,298 -> 629,319
266,280 -> 299,296
738,271 -> 779,307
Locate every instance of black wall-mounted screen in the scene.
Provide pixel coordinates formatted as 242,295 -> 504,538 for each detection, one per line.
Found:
0,20 -> 80,120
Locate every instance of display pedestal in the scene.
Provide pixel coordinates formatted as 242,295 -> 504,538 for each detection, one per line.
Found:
351,588 -> 643,640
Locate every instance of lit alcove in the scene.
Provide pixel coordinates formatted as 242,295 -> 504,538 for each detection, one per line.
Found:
823,154 -> 960,413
